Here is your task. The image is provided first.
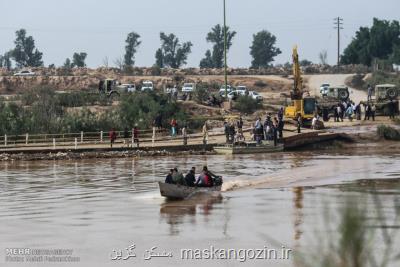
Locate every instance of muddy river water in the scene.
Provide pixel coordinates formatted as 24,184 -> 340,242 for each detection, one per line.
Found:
1,150 -> 399,267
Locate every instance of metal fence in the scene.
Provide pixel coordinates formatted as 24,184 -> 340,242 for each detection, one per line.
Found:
0,128 -> 220,150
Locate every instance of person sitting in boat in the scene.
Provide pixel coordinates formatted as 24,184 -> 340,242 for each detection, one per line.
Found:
165,169 -> 174,184
172,167 -> 186,185
195,166 -> 218,187
185,167 -> 196,187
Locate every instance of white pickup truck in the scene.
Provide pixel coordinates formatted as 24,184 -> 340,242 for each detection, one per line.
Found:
141,81 -> 154,92
181,83 -> 195,93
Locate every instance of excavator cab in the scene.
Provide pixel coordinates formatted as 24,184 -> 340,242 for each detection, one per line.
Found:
303,97 -> 316,115
285,98 -> 316,119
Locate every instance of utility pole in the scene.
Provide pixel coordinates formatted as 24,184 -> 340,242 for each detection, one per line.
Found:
334,17 -> 344,68
223,0 -> 228,98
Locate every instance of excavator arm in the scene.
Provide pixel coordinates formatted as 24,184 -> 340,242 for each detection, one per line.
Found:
291,46 -> 303,100
285,46 -> 316,123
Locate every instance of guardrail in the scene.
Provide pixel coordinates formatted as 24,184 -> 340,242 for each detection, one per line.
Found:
0,128 -> 221,150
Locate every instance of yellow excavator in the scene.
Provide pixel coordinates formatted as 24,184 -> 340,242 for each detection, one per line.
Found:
284,46 -> 317,125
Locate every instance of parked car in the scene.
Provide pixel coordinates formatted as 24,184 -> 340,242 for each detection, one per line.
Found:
324,86 -> 350,101
117,83 -> 136,93
320,83 -> 330,96
14,70 -> 35,76
249,91 -> 263,101
236,85 -> 248,95
181,83 -> 195,93
219,85 -> 233,96
141,81 -> 154,92
226,91 -> 239,100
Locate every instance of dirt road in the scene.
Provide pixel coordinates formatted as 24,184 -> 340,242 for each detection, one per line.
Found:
305,74 -> 367,103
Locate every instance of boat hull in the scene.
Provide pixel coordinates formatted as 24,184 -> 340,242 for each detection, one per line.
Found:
214,143 -> 284,155
159,182 -> 221,199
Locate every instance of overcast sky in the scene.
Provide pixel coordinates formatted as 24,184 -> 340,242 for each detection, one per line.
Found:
0,0 -> 398,68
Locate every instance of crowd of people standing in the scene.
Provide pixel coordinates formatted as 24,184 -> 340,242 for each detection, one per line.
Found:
222,108 -> 284,147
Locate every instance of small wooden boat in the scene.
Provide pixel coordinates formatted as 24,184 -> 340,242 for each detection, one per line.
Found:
214,141 -> 284,155
158,182 -> 222,199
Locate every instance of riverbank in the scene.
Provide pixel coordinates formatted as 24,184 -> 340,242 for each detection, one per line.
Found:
1,117 -> 398,161
0,130 -> 395,162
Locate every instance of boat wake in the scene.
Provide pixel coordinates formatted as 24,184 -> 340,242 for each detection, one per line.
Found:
222,178 -> 272,192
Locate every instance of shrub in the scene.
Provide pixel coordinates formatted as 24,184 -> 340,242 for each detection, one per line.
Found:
187,117 -> 208,131
118,92 -> 187,129
150,65 -> 161,76
193,85 -> 209,103
365,71 -> 400,90
377,125 -> 400,140
348,73 -> 365,89
0,88 -> 189,135
254,80 -> 267,88
56,91 -> 111,107
234,96 -> 261,114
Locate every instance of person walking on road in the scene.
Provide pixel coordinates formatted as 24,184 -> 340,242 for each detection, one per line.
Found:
202,122 -> 209,145
272,120 -> 278,146
154,114 -> 162,132
182,125 -> 188,146
355,103 -> 362,120
389,100 -> 396,119
364,103 -> 371,121
123,127 -> 130,148
336,104 -> 343,122
367,84 -> 373,101
170,118 -> 177,137
278,118 -> 284,139
224,122 -> 230,144
278,107 -> 284,121
312,115 -> 318,130
297,115 -> 302,133
371,104 -> 376,121
133,126 -> 139,148
237,116 -> 243,134
345,105 -> 354,121
254,117 -> 262,144
109,128 -> 117,148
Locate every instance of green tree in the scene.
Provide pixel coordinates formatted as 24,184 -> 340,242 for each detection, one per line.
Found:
250,30 -> 281,68
300,59 -> 313,67
154,33 -> 192,68
124,32 -> 141,66
319,50 -> 328,65
341,18 -> 400,66
390,44 -> 400,64
63,58 -> 73,69
72,52 -> 87,67
199,50 -> 213,68
11,29 -> 43,67
0,52 -> 12,70
200,24 -> 236,68
155,49 -> 164,68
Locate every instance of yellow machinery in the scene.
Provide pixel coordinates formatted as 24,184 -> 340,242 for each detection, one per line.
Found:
284,46 -> 317,123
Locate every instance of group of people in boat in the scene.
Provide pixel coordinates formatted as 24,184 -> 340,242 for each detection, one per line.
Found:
165,166 -> 222,187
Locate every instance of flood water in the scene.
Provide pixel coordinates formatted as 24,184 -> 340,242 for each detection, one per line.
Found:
1,151 -> 400,267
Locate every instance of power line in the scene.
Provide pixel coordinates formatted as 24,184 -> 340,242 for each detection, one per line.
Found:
334,17 -> 344,67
